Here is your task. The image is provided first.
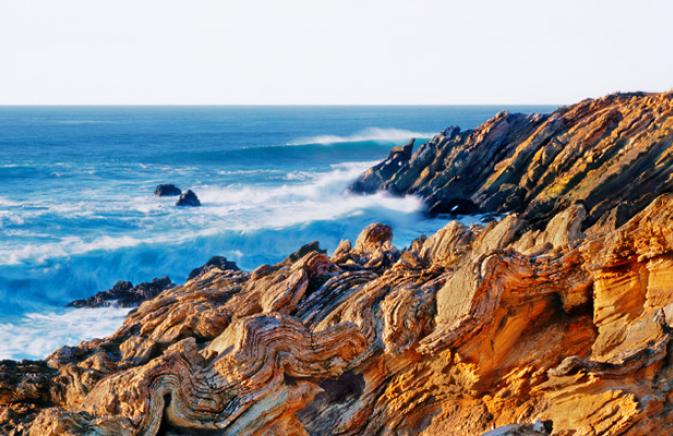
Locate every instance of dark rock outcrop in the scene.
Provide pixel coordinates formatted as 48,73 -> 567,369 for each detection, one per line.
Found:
175,189 -> 201,207
154,184 -> 182,197
187,256 -> 240,280
350,138 -> 415,194
351,92 -> 673,230
66,276 -> 173,308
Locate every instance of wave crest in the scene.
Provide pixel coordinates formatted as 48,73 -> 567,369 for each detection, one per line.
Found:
288,127 -> 435,146
0,307 -> 129,359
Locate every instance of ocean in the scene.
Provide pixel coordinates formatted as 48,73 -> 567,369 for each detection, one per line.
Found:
0,105 -> 555,359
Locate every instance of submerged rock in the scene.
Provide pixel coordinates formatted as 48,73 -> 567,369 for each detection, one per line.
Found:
66,276 -> 173,308
176,189 -> 201,207
154,184 -> 182,196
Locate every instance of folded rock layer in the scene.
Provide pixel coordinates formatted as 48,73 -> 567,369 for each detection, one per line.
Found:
2,92 -> 673,435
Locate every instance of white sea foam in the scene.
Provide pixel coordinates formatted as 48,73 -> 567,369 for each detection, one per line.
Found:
217,169 -> 279,176
287,127 -> 435,145
0,307 -> 129,360
0,160 -> 424,265
0,211 -> 25,227
193,160 -> 422,231
0,196 -> 19,206
2,235 -> 144,265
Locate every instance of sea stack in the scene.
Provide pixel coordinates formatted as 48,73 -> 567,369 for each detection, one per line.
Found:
154,184 -> 182,196
176,189 -> 201,207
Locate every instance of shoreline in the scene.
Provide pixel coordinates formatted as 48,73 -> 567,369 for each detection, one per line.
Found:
3,91 -> 673,434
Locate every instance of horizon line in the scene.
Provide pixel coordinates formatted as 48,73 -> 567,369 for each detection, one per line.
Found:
0,102 -> 563,108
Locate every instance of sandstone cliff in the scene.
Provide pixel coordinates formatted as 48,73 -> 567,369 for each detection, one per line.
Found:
2,92 -> 673,435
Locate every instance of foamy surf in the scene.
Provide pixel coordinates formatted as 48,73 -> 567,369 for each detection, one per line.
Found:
287,127 -> 435,145
0,161 -> 422,266
0,307 -> 130,360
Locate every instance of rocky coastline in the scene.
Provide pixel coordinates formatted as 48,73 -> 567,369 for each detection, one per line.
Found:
2,91 -> 673,435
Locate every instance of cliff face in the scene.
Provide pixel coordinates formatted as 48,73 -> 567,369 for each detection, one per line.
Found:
3,92 -> 673,436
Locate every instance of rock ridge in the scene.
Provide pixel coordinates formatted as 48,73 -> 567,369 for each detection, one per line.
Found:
352,91 -> 673,230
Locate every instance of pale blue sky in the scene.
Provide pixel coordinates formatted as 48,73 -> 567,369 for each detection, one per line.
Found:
1,0 -> 671,104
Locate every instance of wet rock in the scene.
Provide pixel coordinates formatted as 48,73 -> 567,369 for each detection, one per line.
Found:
66,276 -> 173,308
284,241 -> 327,264
176,189 -> 201,207
350,138 -> 415,194
154,184 -> 182,197
187,256 -> 239,280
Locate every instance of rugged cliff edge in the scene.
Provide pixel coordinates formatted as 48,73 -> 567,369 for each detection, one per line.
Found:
352,92 -> 673,229
2,92 -> 673,435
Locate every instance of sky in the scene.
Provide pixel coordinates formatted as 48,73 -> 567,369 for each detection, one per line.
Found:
1,0 -> 672,105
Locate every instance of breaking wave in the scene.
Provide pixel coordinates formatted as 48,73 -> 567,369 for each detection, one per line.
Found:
287,127 -> 435,145
0,307 -> 130,360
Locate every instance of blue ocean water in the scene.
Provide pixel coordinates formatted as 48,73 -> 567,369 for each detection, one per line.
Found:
0,105 -> 554,359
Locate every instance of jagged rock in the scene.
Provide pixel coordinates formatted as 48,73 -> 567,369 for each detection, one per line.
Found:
284,240 -> 327,264
0,360 -> 55,435
187,256 -> 239,280
352,91 -> 673,226
153,184 -> 181,197
66,277 -> 173,308
175,189 -> 201,207
350,138 -> 415,194
5,92 -> 673,435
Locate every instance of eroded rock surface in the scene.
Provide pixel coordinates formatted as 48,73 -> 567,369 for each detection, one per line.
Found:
3,92 -> 673,435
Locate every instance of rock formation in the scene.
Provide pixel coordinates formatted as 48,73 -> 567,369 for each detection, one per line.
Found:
2,91 -> 673,435
176,189 -> 201,207
66,277 -> 174,308
352,91 -> 673,228
154,184 -> 182,197
187,256 -> 240,280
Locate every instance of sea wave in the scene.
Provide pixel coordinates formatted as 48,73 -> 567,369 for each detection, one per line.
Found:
0,160 -> 424,265
2,235 -> 145,265
287,127 -> 435,146
0,307 -> 129,360
189,160 -> 423,230
0,196 -> 19,206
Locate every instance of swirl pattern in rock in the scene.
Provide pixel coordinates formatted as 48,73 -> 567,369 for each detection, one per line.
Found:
2,92 -> 673,435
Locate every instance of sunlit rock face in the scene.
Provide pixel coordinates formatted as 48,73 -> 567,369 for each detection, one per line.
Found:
352,91 -> 673,227
3,92 -> 673,435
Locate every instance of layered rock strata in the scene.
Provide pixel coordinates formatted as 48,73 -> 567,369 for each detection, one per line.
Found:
2,92 -> 673,435
352,91 -> 673,229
